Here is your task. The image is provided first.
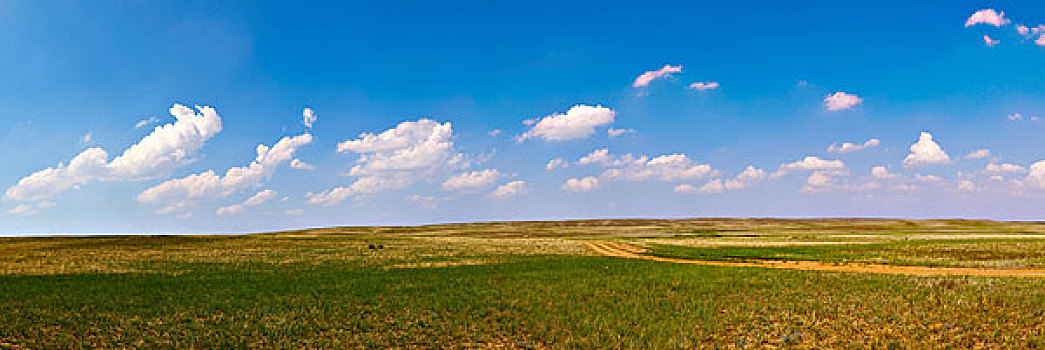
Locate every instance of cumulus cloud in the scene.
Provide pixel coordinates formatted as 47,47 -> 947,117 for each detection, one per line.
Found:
307,177 -> 408,206
337,119 -> 461,176
134,116 -> 161,129
633,64 -> 682,88
914,173 -> 944,183
965,9 -> 1009,27
441,169 -> 501,192
81,132 -> 93,144
673,183 -> 702,194
723,166 -> 766,189
562,177 -> 600,193
5,104 -> 223,202
903,132 -> 950,167
1016,24 -> 1045,38
302,108 -> 317,129
1009,113 -> 1040,122
607,128 -> 636,137
986,163 -> 1026,173
216,189 -> 277,216
799,171 -> 835,193
956,180 -> 976,193
772,156 -> 845,178
1024,161 -> 1045,189
406,195 -> 441,209
139,133 -> 312,214
308,119 -> 465,206
600,154 -> 713,182
964,149 -> 991,160
871,166 -> 900,179
545,158 -> 568,171
289,159 -> 315,170
824,92 -> 863,111
517,105 -> 615,142
492,181 -> 529,197
827,139 -> 880,153
689,166 -> 767,194
577,148 -> 640,167
688,81 -> 720,91
6,201 -> 55,216
984,35 -> 1000,47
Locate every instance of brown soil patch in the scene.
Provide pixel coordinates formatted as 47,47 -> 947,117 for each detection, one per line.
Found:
585,241 -> 1045,278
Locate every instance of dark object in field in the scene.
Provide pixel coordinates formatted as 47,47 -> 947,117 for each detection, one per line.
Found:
368,244 -> 376,250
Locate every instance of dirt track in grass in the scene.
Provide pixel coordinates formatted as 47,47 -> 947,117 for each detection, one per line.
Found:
585,241 -> 1045,278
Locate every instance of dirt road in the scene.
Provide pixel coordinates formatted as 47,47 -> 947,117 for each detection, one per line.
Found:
585,241 -> 1045,278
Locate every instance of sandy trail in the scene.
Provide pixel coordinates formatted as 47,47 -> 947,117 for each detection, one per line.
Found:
584,241 -> 1045,278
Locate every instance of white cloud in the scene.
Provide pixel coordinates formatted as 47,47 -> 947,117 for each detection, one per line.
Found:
337,119 -> 457,175
827,139 -> 880,153
406,195 -> 441,209
914,173 -> 944,182
307,177 -> 408,206
773,156 -> 845,178
488,129 -> 502,137
800,171 -> 834,193
5,104 -> 223,202
824,92 -> 863,111
7,204 -> 34,216
310,119 -> 466,206
688,81 -> 720,91
674,183 -> 703,194
1024,161 -> 1045,189
81,132 -> 93,144
723,166 -> 766,190
289,159 -> 315,170
6,201 -> 55,216
806,171 -> 833,186
492,181 -> 529,197
577,148 -> 641,167
545,158 -> 568,171
986,163 -> 1026,173
1008,113 -> 1024,121
903,132 -> 950,167
690,166 -> 767,194
871,166 -> 900,179
138,133 -> 312,214
285,208 -> 304,215
965,9 -> 1009,27
633,64 -> 682,88
562,177 -> 600,193
956,180 -> 976,193
964,149 -> 991,160
303,108 -> 317,129
134,116 -> 160,129
1016,24 -> 1044,39
607,128 -> 636,137
601,154 -> 713,182
441,169 -> 501,192
216,189 -> 277,216
517,105 -> 615,142
984,35 -> 1000,47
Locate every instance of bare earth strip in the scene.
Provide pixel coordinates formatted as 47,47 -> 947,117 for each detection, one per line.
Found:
585,241 -> 1045,278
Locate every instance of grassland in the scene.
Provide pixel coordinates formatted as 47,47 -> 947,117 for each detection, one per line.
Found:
4,219 -> 1045,348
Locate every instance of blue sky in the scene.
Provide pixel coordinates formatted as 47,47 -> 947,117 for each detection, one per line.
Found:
3,1 -> 1045,234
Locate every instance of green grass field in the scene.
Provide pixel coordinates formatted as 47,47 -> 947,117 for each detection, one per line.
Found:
4,219 -> 1045,348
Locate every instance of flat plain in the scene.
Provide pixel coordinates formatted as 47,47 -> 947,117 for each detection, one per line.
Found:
4,218 -> 1045,348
